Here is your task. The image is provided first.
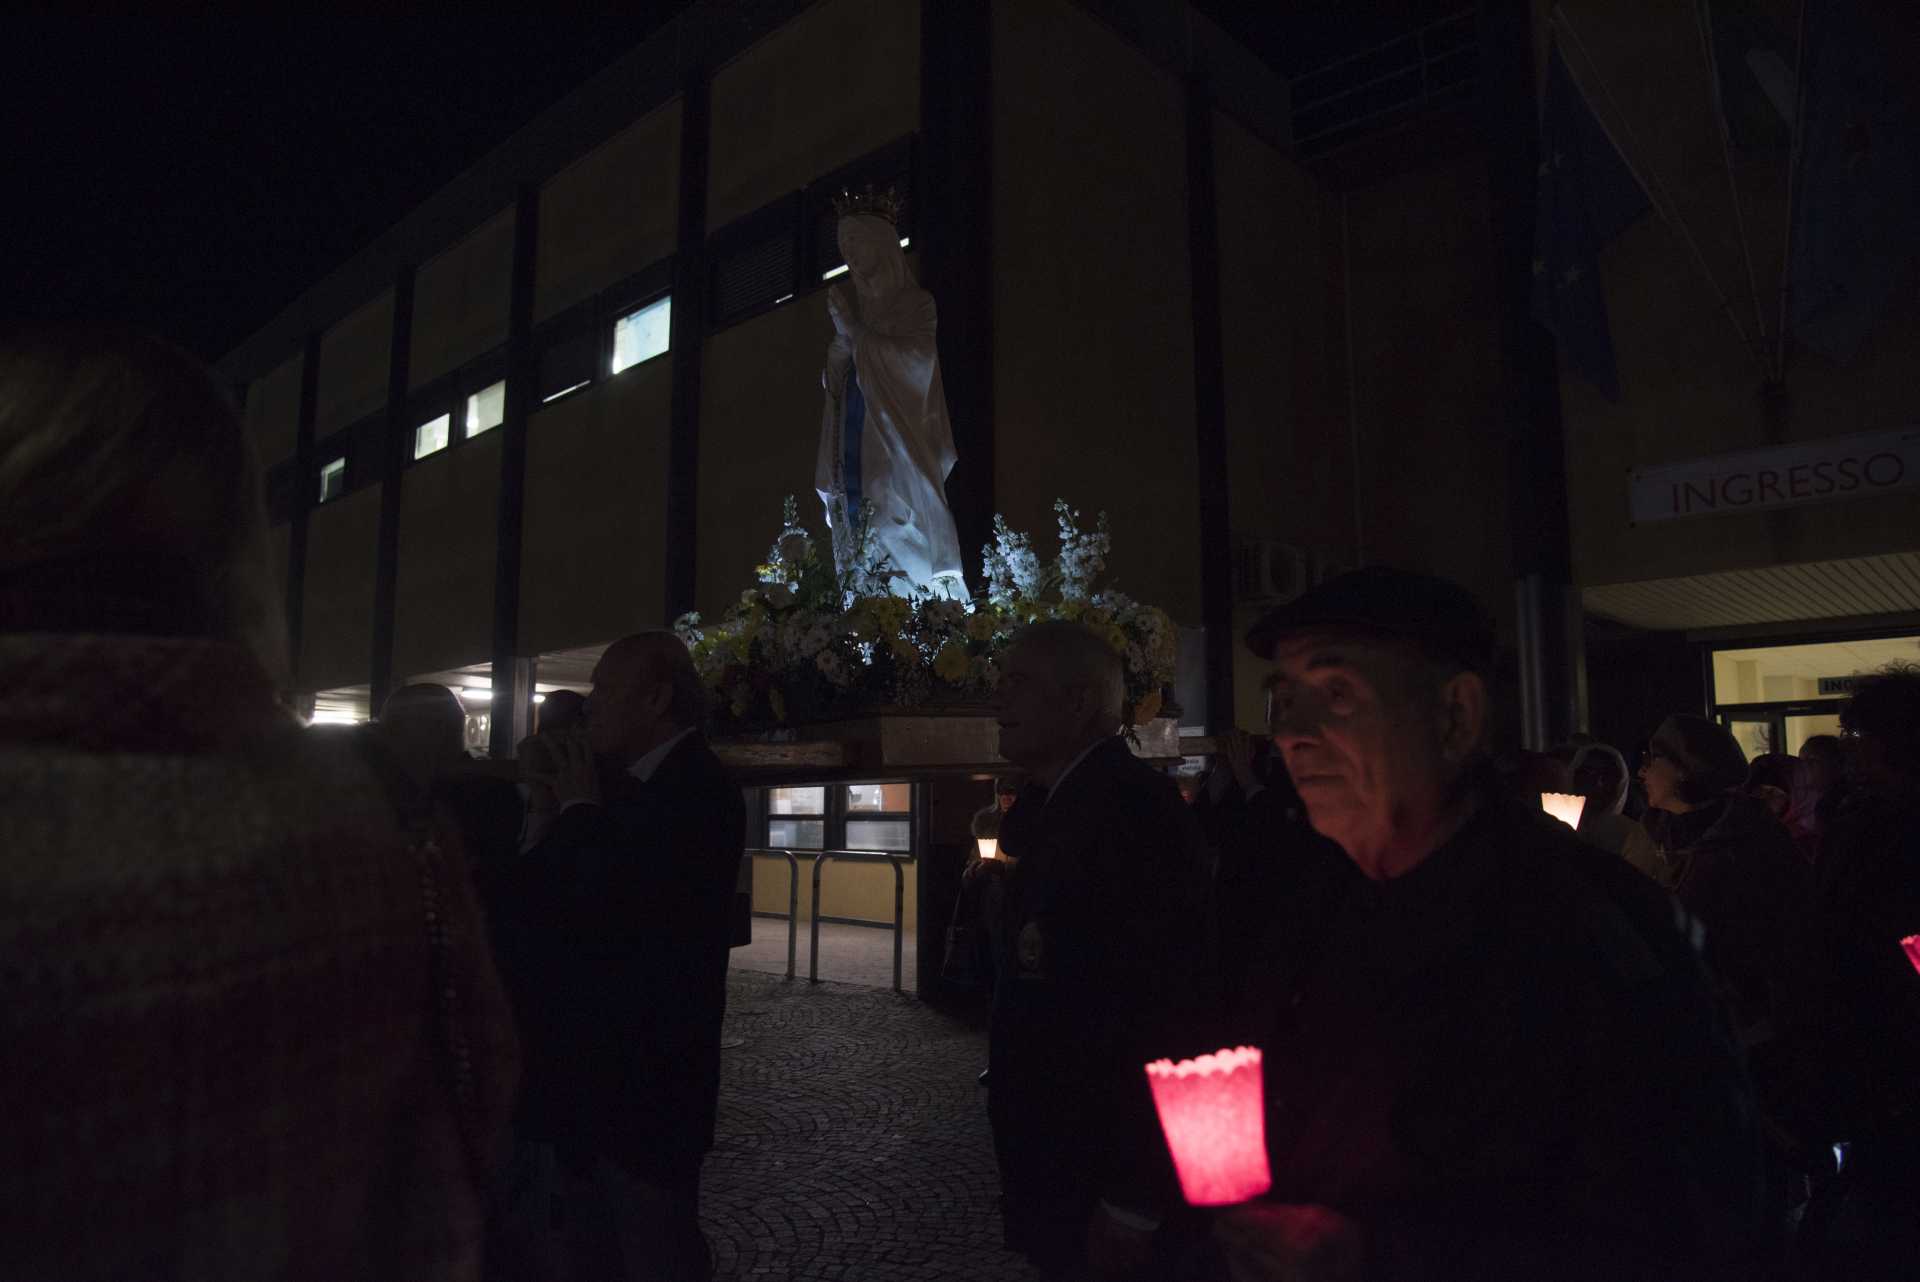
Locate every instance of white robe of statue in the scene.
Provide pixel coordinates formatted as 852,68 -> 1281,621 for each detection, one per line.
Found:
815,213 -> 966,600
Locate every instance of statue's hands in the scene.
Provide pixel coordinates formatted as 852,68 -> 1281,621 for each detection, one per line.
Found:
827,283 -> 859,340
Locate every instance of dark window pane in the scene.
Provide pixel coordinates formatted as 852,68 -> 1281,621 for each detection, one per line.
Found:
712,232 -> 798,327
539,330 -> 596,403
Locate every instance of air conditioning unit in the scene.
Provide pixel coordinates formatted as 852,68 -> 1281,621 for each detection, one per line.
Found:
1232,539 -> 1310,603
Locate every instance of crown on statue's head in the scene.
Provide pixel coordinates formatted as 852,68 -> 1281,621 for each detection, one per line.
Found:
831,183 -> 904,226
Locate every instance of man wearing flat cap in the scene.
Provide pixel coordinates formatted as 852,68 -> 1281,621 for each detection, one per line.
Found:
1209,567 -> 1763,1282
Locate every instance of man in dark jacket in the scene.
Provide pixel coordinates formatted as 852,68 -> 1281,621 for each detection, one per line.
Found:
498,631 -> 744,1281
1211,568 -> 1762,1282
988,621 -> 1213,1280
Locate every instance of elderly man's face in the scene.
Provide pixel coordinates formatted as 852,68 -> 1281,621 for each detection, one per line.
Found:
995,642 -> 1083,769
1267,632 -> 1463,865
584,649 -> 671,762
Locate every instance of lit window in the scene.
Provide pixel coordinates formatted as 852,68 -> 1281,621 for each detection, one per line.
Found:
846,783 -> 912,813
769,786 -> 825,815
464,380 -> 505,437
611,296 -> 672,374
845,819 -> 911,851
820,237 -> 912,282
318,457 -> 346,503
413,413 -> 451,460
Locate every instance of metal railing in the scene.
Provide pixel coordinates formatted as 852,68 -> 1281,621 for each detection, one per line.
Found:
743,848 -> 802,979
1289,8 -> 1477,155
811,849 -> 907,993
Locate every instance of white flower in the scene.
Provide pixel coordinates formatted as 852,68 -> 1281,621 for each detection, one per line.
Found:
815,650 -> 853,686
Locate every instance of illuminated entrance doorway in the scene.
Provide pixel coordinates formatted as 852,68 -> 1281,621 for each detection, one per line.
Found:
1707,634 -> 1920,757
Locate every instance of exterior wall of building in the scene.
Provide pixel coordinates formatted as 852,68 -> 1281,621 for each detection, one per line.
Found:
705,0 -> 920,234
394,433 -> 501,681
520,360 -> 675,655
992,0 -> 1201,625
750,853 -> 917,929
535,103 -> 681,325
300,486 -> 380,691
1546,0 -> 1920,593
246,351 -> 304,470
695,292 -> 859,620
314,292 -> 392,437
1344,154 -> 1516,634
411,206 -> 515,390
1212,111 -> 1355,730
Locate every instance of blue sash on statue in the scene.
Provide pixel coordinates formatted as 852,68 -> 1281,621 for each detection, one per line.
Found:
841,358 -> 865,519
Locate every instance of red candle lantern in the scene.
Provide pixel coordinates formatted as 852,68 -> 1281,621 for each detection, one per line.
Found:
1144,1045 -> 1271,1206
1902,935 -> 1920,975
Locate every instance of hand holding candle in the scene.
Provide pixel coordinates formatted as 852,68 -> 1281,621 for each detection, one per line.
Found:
1145,1045 -> 1271,1206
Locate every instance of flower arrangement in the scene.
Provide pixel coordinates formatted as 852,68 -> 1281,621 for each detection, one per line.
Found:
674,497 -> 1178,732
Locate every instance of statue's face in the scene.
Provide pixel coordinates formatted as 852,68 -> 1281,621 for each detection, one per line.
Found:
839,217 -> 891,283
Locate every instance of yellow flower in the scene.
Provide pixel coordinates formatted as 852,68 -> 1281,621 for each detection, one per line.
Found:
933,641 -> 970,683
965,611 -> 996,642
1103,624 -> 1128,654
889,636 -> 917,664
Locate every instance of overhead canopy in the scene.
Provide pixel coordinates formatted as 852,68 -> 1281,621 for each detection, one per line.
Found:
1583,550 -> 1920,632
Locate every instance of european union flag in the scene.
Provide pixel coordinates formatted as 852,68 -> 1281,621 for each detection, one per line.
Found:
1787,0 -> 1919,362
1531,42 -> 1652,401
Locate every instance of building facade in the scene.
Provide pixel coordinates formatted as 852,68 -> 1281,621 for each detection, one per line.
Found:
222,0 -> 1919,933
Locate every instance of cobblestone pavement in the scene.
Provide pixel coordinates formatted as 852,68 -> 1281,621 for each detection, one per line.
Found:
702,970 -> 1042,1281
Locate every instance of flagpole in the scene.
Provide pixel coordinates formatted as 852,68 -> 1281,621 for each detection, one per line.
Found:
1552,5 -> 1760,365
1695,0 -> 1770,348
1774,0 -> 1812,384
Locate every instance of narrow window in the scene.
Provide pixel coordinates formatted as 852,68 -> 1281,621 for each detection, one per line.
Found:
610,296 -> 672,374
464,380 -> 505,437
412,413 -> 451,460
318,457 -> 346,503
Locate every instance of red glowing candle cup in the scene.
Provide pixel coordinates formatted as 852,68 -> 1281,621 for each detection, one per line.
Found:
1902,935 -> 1920,975
1144,1045 -> 1271,1206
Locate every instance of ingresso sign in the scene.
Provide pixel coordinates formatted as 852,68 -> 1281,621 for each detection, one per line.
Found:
1628,427 -> 1920,524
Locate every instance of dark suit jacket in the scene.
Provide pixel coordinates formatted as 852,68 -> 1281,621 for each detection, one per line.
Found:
987,736 -> 1214,1268
494,731 -> 745,1176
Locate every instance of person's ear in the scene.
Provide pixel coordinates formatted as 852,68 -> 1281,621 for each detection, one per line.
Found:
1437,671 -> 1487,764
647,680 -> 674,720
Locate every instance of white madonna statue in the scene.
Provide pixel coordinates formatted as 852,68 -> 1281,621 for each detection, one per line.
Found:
815,195 -> 966,600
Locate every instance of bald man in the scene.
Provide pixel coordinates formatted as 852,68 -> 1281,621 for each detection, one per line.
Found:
988,621 -> 1212,1280
496,632 -> 743,1282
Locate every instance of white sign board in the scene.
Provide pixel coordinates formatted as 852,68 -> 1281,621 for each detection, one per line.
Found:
1628,427 -> 1920,524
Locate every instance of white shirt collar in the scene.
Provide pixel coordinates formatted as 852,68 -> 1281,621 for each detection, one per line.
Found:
627,726 -> 697,784
1045,734 -> 1116,808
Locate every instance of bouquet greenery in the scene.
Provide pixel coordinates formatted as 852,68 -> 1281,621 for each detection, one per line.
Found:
674,497 -> 1177,731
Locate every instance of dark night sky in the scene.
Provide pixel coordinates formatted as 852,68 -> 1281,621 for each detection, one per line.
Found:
5,7 -> 1448,366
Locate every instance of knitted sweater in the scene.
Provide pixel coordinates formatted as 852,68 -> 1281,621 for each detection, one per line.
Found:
0,634 -> 518,1280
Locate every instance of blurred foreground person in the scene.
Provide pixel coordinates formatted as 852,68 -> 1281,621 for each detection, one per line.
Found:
1209,568 -> 1760,1282
989,621 -> 1212,1280
1562,742 -> 1666,882
496,632 -> 743,1281
1790,665 -> 1920,1279
0,328 -> 516,1280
